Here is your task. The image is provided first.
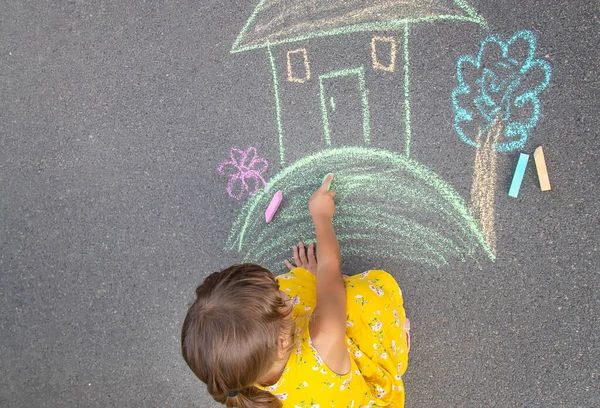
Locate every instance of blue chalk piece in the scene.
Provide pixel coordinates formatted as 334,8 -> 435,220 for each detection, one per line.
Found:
508,153 -> 530,198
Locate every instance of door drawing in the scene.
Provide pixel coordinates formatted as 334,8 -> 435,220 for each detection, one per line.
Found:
319,67 -> 371,146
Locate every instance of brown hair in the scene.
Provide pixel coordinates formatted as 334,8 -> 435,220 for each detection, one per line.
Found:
181,263 -> 292,407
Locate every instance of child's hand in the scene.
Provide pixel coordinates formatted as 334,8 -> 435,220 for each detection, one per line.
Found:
284,241 -> 317,275
309,174 -> 336,221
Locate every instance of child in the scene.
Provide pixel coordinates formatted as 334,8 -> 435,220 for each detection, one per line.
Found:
181,175 -> 410,407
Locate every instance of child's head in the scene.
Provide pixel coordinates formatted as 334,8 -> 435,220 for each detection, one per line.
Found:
181,263 -> 292,408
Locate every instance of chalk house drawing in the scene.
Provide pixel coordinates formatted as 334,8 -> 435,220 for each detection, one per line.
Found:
222,0 -> 517,273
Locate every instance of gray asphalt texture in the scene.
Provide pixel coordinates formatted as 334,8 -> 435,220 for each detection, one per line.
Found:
1,1 -> 599,407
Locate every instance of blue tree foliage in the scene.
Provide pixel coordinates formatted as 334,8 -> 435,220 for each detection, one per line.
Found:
452,30 -> 552,152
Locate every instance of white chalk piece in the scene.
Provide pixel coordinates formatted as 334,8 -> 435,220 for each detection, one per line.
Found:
533,146 -> 551,191
322,173 -> 333,192
265,190 -> 283,223
509,153 -> 530,198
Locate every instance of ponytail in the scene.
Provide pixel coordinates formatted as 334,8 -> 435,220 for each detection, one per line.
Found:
221,385 -> 282,408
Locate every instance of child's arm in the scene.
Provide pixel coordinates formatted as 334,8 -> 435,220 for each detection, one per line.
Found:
308,175 -> 350,375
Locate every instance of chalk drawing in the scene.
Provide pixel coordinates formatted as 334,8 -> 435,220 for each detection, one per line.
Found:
233,0 -> 487,162
319,67 -> 370,146
470,120 -> 501,254
371,36 -> 397,72
452,30 -> 552,152
267,43 -> 286,166
402,24 -> 412,157
226,147 -> 494,273
287,48 -> 311,83
223,1 -> 512,268
217,147 -> 269,200
231,1 -> 486,54
451,30 -> 552,252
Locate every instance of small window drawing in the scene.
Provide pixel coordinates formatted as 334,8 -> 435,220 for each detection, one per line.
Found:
371,36 -> 397,72
287,48 -> 311,83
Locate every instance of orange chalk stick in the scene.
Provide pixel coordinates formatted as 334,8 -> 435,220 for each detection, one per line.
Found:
533,146 -> 551,191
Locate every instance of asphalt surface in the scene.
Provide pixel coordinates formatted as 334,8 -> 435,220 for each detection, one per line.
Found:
1,1 -> 598,407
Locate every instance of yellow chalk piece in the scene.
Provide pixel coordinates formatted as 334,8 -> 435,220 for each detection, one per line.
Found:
534,146 -> 551,191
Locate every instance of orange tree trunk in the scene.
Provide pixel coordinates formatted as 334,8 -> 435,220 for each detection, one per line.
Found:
470,119 -> 502,255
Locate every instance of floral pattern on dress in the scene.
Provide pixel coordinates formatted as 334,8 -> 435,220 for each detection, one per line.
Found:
262,269 -> 408,407
296,382 -> 309,390
369,284 -> 384,296
354,294 -> 369,307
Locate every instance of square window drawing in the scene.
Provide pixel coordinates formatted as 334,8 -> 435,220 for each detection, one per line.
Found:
287,48 -> 311,83
371,36 -> 397,72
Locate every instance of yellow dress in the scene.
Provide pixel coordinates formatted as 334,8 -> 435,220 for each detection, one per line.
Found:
258,268 -> 409,408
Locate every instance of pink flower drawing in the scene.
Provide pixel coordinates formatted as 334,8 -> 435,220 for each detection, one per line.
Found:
217,147 -> 268,200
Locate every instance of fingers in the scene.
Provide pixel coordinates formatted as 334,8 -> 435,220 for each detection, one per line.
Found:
292,244 -> 301,266
307,242 -> 317,267
285,243 -> 308,270
298,242 -> 308,265
285,242 -> 317,272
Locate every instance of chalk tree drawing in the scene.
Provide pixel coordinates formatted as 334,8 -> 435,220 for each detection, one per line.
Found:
452,30 -> 553,153
220,0 -> 503,272
217,147 -> 269,200
452,30 -> 552,252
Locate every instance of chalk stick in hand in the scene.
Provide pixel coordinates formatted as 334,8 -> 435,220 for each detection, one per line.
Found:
322,173 -> 333,192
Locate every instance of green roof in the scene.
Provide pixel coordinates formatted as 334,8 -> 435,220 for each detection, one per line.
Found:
232,0 -> 486,53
